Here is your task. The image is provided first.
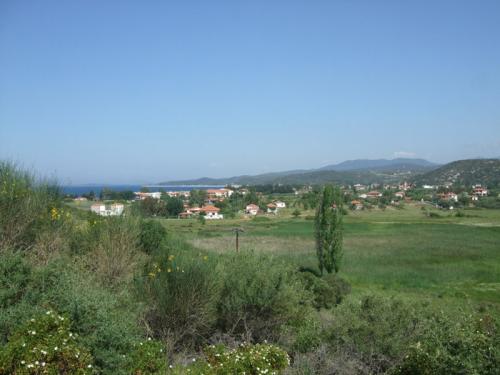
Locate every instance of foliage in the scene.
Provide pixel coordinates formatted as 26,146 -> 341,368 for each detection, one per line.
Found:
83,216 -> 141,286
137,244 -> 221,349
292,209 -> 301,218
202,343 -> 289,374
0,161 -> 61,251
0,254 -> 142,375
0,310 -> 94,374
314,185 -> 344,275
125,338 -> 167,375
139,220 -> 166,254
217,253 -> 308,342
393,312 -> 500,375
298,273 -> 350,310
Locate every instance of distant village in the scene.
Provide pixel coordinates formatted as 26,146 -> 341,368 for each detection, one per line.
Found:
71,180 -> 495,218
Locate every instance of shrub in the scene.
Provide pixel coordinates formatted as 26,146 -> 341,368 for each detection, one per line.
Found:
0,255 -> 142,375
83,216 -> 141,286
0,162 -> 62,252
139,220 -> 166,254
0,310 -> 94,374
217,253 -> 308,342
299,273 -> 351,310
393,312 -> 500,375
125,338 -> 167,375
170,343 -> 290,374
138,245 -> 221,349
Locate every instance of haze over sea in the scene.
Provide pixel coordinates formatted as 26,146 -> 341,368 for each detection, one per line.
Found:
62,185 -> 224,196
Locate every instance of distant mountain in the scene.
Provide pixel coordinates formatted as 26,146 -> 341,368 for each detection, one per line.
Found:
161,158 -> 438,186
319,158 -> 438,171
413,159 -> 500,187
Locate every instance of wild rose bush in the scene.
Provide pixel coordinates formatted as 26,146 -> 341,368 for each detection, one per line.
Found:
0,310 -> 94,374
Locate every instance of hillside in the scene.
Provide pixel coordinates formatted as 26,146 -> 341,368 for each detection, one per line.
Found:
413,159 -> 500,187
318,158 -> 438,171
162,158 -> 436,186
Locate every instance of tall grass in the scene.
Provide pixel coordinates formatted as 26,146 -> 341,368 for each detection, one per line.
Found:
0,161 -> 61,252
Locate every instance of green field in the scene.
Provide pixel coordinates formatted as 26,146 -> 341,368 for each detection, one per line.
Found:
161,204 -> 500,312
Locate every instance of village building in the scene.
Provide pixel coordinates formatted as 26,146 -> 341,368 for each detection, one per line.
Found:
366,191 -> 382,199
399,181 -> 412,191
201,205 -> 223,220
274,201 -> 286,208
438,192 -> 458,202
395,191 -> 405,199
267,203 -> 278,214
351,200 -> 363,210
134,191 -> 162,200
245,204 -> 259,216
472,185 -> 488,197
90,202 -> 124,216
206,188 -> 233,199
74,196 -> 88,201
353,184 -> 366,191
166,191 -> 190,198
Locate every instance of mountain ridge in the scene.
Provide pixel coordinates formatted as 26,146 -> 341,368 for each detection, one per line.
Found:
160,158 -> 439,186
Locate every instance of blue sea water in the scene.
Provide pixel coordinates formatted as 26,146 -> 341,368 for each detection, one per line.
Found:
62,185 -> 224,196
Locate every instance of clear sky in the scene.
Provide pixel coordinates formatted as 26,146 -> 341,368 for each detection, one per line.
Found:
1,0 -> 499,184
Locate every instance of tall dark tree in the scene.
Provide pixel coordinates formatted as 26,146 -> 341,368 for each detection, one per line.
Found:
314,185 -> 344,275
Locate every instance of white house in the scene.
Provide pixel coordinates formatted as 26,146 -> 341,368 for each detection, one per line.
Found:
201,205 -> 223,220
267,203 -> 278,214
245,204 -> 259,216
134,191 -> 162,200
91,203 -> 106,215
472,185 -> 488,197
274,201 -> 286,208
91,202 -> 124,216
395,191 -> 405,199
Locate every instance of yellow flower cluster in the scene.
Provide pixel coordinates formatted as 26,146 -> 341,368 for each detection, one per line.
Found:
50,207 -> 61,221
148,256 -> 185,279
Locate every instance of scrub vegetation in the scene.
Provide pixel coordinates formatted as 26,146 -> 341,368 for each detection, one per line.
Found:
1,161 -> 499,374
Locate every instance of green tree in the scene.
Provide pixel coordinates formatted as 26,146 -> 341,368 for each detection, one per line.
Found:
166,197 -> 184,217
292,208 -> 301,218
314,185 -> 344,275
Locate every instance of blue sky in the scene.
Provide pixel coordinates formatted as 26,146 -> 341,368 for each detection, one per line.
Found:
1,0 -> 499,184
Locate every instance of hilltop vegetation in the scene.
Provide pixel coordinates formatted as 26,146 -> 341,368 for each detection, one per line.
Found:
414,158 -> 500,187
162,158 -> 437,186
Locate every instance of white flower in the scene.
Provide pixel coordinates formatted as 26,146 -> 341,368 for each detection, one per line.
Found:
54,346 -> 59,351
21,360 -> 26,365
87,364 -> 92,368
41,362 -> 46,367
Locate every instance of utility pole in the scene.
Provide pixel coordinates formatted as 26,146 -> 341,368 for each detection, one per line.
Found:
232,228 -> 244,252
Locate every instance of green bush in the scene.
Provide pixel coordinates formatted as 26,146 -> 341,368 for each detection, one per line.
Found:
217,253 -> 308,342
139,220 -> 167,254
0,255 -> 141,375
0,162 -> 64,253
125,338 -> 167,375
170,343 -> 290,374
137,244 -> 221,349
326,294 -> 500,374
393,312 -> 499,375
0,310 -> 94,374
298,272 -> 350,310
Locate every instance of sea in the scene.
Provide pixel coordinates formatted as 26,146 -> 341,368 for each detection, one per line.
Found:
62,185 -> 224,196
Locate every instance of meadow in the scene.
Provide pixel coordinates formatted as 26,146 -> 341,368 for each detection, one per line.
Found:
164,205 -> 500,312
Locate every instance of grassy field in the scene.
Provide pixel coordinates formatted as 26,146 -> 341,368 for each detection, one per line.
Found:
160,204 -> 500,312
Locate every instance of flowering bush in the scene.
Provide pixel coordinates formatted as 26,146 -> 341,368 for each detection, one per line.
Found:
125,338 -> 167,375
0,310 -> 94,374
169,343 -> 290,375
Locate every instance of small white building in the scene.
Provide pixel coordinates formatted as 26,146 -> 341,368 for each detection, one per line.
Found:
135,191 -> 162,200
274,201 -> 286,208
91,202 -> 124,216
472,185 -> 488,197
267,203 -> 278,214
201,205 -> 223,220
245,204 -> 259,216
